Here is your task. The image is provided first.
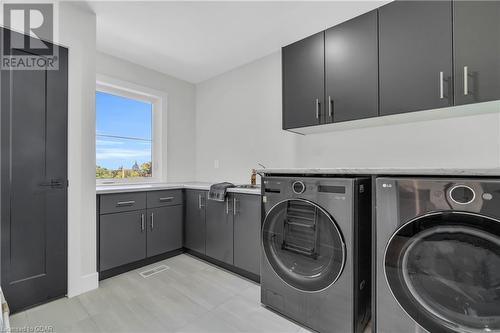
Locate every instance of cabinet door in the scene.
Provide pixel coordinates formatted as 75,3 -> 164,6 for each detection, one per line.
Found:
325,10 -> 378,123
1,39 -> 69,312
184,190 -> 206,254
233,194 -> 261,276
206,195 -> 234,265
379,1 -> 453,116
454,1 -> 500,105
147,205 -> 183,257
100,210 -> 146,271
282,31 -> 325,129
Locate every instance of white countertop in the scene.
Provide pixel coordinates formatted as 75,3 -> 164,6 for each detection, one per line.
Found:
256,167 -> 500,176
96,182 -> 261,195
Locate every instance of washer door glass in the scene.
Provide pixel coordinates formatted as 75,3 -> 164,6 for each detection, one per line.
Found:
385,211 -> 500,333
262,199 -> 345,292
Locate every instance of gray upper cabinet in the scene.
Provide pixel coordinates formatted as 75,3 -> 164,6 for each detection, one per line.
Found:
233,194 -> 261,276
147,205 -> 183,257
281,0 -> 500,130
282,31 -> 325,129
100,210 -> 147,271
184,190 -> 207,254
206,195 -> 234,265
379,1 -> 453,116
325,10 -> 379,123
453,1 -> 500,105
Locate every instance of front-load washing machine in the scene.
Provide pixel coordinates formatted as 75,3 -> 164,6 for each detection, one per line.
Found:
261,176 -> 371,333
376,177 -> 500,333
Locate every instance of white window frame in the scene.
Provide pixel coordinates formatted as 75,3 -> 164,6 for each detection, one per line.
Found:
95,75 -> 165,185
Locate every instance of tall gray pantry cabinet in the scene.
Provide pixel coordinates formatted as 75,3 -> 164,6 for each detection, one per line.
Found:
1,28 -> 69,312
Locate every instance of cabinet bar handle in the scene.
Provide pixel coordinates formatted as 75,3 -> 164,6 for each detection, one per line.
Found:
315,98 -> 320,120
141,214 -> 145,231
151,213 -> 154,230
328,96 -> 333,120
198,194 -> 205,209
117,200 -> 135,207
233,197 -> 238,216
439,71 -> 444,99
464,66 -> 468,96
226,198 -> 229,214
159,197 -> 174,202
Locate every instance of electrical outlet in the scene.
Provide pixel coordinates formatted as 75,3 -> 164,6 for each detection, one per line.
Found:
214,159 -> 219,169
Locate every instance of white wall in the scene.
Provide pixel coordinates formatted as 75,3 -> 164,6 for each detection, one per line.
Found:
96,52 -> 196,182
195,53 -> 297,183
58,2 -> 98,297
195,51 -> 500,179
295,102 -> 500,168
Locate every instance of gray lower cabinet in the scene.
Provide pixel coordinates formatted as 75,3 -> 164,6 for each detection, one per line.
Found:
206,195 -> 234,265
188,190 -> 261,277
100,210 -> 147,271
99,189 -> 261,279
147,205 -> 183,257
233,194 -> 261,276
184,190 -> 207,254
99,190 -> 184,272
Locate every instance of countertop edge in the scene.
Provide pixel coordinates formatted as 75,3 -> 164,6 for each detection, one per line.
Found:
256,168 -> 500,177
96,183 -> 261,195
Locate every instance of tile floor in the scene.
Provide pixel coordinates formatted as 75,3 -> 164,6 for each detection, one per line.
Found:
9,254 -> 371,333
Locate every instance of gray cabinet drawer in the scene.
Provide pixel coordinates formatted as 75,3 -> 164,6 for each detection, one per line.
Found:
100,192 -> 147,214
147,189 -> 183,208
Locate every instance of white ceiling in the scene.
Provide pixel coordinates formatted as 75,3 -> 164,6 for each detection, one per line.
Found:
88,1 -> 388,83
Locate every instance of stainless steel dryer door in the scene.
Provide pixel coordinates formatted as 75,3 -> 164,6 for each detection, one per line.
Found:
262,199 -> 346,292
385,211 -> 500,333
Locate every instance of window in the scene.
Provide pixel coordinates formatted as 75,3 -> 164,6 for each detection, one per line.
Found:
96,80 -> 162,183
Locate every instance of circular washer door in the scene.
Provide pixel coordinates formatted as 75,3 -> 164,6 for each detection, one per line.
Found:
262,199 -> 346,292
385,211 -> 500,333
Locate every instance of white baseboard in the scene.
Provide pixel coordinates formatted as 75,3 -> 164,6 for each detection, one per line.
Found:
67,272 -> 99,298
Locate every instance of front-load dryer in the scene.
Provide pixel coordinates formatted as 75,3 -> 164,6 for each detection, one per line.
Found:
376,177 -> 500,333
261,176 -> 371,333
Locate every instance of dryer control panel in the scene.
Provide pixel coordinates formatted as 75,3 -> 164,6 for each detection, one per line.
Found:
377,177 -> 500,222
